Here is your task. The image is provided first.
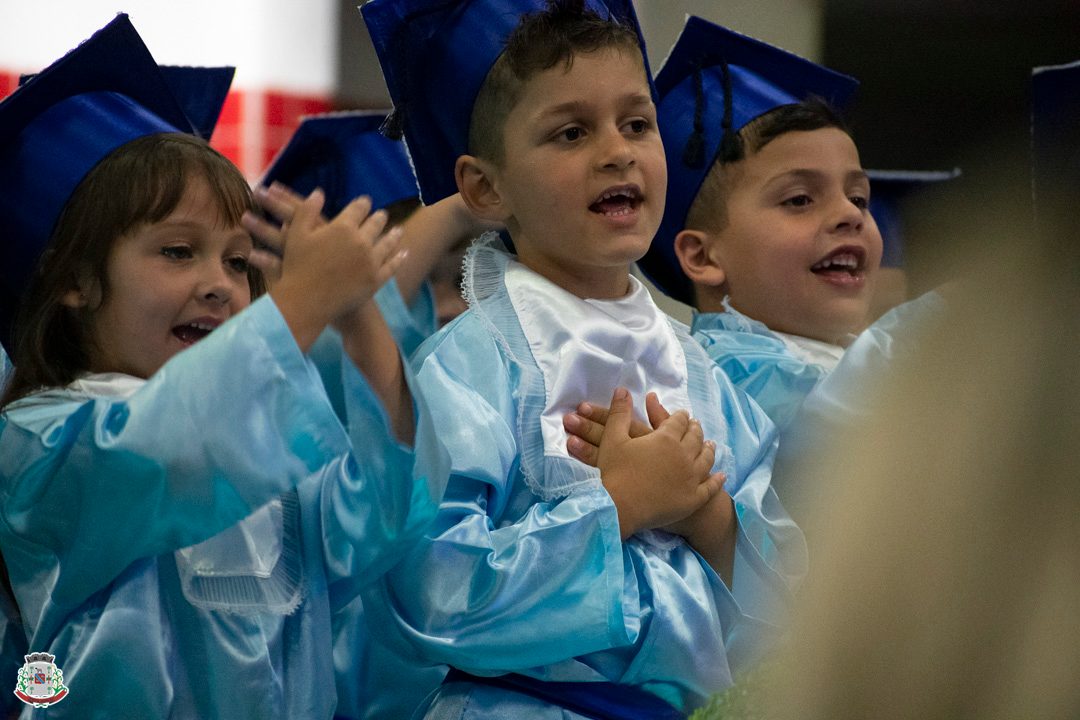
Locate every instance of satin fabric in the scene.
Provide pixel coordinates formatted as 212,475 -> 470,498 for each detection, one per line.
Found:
690,300 -> 840,434
0,295 -> 447,719
331,279 -> 451,720
505,260 -> 691,465
773,291 -> 946,521
0,344 -> 29,720
360,240 -> 807,719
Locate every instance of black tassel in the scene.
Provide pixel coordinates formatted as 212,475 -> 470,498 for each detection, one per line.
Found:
682,132 -> 706,169
717,55 -> 744,163
719,131 -> 743,163
682,64 -> 707,169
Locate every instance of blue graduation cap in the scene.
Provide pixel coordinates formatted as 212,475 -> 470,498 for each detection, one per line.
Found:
1031,60 -> 1080,228
867,169 -> 960,268
260,111 -> 420,218
157,65 -> 235,140
0,13 -> 196,354
637,15 -> 859,305
361,0 -> 652,205
21,64 -> 234,141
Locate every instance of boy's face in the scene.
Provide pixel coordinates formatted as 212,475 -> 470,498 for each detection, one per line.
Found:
78,174 -> 253,378
488,47 -> 666,298
706,127 -> 882,343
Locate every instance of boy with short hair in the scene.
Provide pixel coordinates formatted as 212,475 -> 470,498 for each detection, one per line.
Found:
358,1 -> 805,717
635,17 -> 884,433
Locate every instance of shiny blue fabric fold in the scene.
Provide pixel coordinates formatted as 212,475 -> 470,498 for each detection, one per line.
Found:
690,308 -> 828,433
0,295 -> 447,719
329,278 -> 448,720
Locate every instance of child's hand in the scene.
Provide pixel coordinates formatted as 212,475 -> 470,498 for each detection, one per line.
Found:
664,491 -> 737,585
595,388 -> 725,539
563,391 -> 670,466
243,183 -> 406,351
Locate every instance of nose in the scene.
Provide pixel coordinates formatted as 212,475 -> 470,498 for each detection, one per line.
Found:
598,127 -> 635,172
829,194 -> 865,234
197,261 -> 233,306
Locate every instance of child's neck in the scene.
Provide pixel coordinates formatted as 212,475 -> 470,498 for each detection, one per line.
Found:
515,252 -> 632,300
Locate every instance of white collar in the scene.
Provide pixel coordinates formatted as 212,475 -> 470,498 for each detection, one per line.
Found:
721,296 -> 847,371
504,260 -> 691,460
68,372 -> 146,399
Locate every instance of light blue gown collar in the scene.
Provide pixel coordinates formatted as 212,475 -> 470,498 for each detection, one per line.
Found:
694,297 -> 847,372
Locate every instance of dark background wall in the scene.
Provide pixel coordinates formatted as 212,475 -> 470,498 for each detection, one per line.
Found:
822,0 -> 1079,292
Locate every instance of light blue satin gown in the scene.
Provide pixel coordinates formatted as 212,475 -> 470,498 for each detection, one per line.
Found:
360,247 -> 807,719
690,304 -> 832,434
324,279 -> 451,720
0,295 -> 447,719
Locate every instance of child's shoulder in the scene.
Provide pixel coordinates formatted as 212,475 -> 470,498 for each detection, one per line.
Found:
410,303 -> 509,373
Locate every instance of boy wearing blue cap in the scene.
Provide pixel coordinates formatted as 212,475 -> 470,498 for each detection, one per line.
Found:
631,16 -> 883,434
0,15 -> 448,719
359,1 -> 806,717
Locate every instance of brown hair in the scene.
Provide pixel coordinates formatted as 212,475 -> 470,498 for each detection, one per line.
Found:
685,97 -> 850,232
1,133 -> 262,408
468,0 -> 643,165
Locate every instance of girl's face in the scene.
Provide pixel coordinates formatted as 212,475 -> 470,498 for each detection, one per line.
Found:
72,174 -> 254,379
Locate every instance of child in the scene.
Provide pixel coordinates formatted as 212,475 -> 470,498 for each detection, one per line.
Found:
261,111 -> 483,364
632,17 -> 882,434
358,0 -> 806,717
0,16 -> 445,719
259,111 -> 488,719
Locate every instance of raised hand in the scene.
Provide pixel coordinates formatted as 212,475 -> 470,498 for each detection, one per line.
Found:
242,183 -> 406,351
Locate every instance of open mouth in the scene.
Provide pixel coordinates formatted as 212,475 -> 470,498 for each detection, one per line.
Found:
589,185 -> 642,217
810,246 -> 867,278
172,319 -> 222,345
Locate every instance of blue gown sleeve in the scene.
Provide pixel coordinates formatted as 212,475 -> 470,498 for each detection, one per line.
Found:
320,340 -> 449,611
309,277 -> 438,423
0,296 -> 345,618
361,315 -> 637,672
711,363 -> 806,661
375,276 -> 438,359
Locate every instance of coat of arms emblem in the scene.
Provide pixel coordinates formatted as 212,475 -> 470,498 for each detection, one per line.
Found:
14,652 -> 68,707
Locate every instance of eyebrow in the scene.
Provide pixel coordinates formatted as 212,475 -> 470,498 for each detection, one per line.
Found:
535,92 -> 654,121
766,168 -> 870,187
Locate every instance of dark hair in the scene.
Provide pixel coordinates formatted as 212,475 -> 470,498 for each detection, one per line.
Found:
1,133 -> 262,408
686,97 -> 851,231
468,0 -> 643,164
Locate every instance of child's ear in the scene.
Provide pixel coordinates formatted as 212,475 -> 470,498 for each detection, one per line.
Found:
60,278 -> 98,309
674,229 -> 726,287
455,154 -> 511,223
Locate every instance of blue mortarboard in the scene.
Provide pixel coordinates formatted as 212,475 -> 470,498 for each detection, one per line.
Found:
1031,60 -> 1080,226
0,13 -> 196,354
867,169 -> 960,268
260,111 -> 420,217
157,65 -> 235,140
638,15 -> 859,305
361,0 -> 653,205
20,64 -> 234,141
